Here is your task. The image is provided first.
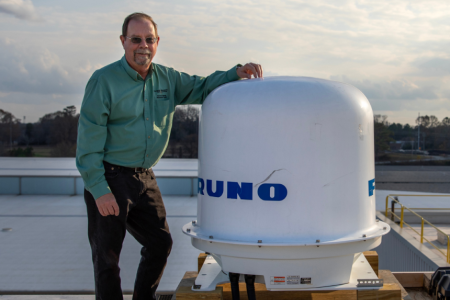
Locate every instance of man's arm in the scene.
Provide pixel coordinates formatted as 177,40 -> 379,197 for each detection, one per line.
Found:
76,77 -> 119,217
174,63 -> 263,106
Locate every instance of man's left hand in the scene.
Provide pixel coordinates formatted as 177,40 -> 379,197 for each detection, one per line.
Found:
237,63 -> 263,79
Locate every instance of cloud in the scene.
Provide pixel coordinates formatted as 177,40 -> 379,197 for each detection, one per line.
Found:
0,39 -> 89,95
1,0 -> 450,125
126,0 -> 450,80
329,75 -> 448,112
330,75 -> 438,101
0,0 -> 42,21
412,57 -> 450,77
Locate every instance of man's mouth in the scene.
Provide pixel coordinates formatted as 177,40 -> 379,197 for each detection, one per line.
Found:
134,51 -> 152,65
135,51 -> 151,57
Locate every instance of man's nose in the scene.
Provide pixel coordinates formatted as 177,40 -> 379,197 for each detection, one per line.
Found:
139,39 -> 149,47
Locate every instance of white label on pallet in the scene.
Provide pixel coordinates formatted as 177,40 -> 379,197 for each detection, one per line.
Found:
287,275 -> 300,285
270,276 -> 286,285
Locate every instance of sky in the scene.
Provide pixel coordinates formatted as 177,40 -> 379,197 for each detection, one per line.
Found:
0,0 -> 449,124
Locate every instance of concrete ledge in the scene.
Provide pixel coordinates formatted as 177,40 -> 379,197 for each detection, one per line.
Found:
0,157 -> 198,177
0,177 -> 20,194
0,176 -> 197,196
156,177 -> 195,196
22,177 -> 76,195
0,158 -> 198,196
75,177 -> 84,195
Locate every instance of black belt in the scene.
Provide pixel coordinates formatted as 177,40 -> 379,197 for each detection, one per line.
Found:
104,161 -> 150,173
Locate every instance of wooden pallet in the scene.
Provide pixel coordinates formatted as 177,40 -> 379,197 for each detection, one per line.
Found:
392,271 -> 434,300
175,251 -> 403,300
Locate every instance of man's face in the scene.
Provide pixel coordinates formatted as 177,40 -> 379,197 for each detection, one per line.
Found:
120,18 -> 159,70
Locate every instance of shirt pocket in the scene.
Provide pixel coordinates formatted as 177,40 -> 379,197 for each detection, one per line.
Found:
154,87 -> 170,101
154,98 -> 173,128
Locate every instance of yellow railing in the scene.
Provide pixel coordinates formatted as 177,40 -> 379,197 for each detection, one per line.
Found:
385,194 -> 450,263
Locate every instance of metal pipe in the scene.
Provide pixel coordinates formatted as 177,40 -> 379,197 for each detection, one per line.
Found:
385,196 -> 389,217
418,112 -> 420,151
391,199 -> 396,221
244,275 -> 256,300
447,237 -> 450,264
400,206 -> 404,228
421,218 -> 424,244
229,272 -> 241,300
386,194 -> 450,262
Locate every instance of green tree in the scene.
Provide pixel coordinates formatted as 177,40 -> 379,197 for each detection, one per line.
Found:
0,109 -> 21,155
442,117 -> 450,126
164,105 -> 199,158
33,105 -> 79,143
374,115 -> 394,157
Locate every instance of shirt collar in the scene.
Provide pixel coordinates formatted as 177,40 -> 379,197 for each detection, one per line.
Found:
120,55 -> 153,81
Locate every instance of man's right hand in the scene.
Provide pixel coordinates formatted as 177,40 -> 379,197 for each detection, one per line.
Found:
96,193 -> 120,216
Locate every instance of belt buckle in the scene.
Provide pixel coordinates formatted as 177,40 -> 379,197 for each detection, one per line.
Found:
134,167 -> 149,173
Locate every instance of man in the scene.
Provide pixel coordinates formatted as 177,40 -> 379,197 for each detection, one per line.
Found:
76,12 -> 262,300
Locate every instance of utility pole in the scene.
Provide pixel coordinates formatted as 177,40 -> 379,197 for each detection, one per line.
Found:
24,116 -> 28,146
418,112 -> 420,151
9,114 -> 12,150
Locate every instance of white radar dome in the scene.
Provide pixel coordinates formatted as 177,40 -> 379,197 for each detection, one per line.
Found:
183,76 -> 390,291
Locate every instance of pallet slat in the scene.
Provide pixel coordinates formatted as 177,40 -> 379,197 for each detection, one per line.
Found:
357,283 -> 401,300
379,270 -> 408,299
392,272 -> 429,288
176,271 -> 223,300
176,286 -> 223,300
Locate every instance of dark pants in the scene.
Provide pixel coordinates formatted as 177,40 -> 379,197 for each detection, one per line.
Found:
84,161 -> 173,300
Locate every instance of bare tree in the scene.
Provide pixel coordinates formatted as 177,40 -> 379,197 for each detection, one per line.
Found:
164,105 -> 200,158
374,115 -> 394,158
0,109 -> 21,154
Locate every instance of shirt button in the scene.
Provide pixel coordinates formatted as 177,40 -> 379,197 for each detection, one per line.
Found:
146,154 -> 149,157
146,118 -> 149,120
148,136 -> 151,139
145,99 -> 148,102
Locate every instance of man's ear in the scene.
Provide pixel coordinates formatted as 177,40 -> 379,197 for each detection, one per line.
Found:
120,35 -> 125,47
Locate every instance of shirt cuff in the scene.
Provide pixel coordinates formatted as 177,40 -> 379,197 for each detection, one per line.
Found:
226,64 -> 242,81
88,180 -> 112,200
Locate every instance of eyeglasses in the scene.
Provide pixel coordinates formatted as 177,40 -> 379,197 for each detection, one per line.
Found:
126,36 -> 158,44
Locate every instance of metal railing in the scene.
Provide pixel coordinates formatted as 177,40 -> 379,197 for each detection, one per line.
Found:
385,194 -> 450,263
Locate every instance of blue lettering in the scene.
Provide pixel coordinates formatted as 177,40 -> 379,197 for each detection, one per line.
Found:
200,178 -> 288,201
258,183 -> 287,201
198,178 -> 205,195
227,182 -> 253,200
368,179 -> 375,197
207,180 -> 224,197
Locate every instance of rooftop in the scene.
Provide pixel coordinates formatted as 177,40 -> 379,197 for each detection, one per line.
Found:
1,159 -> 450,299
0,194 -> 199,295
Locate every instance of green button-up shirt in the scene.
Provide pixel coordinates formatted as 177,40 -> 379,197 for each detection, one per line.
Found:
76,56 -> 240,200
